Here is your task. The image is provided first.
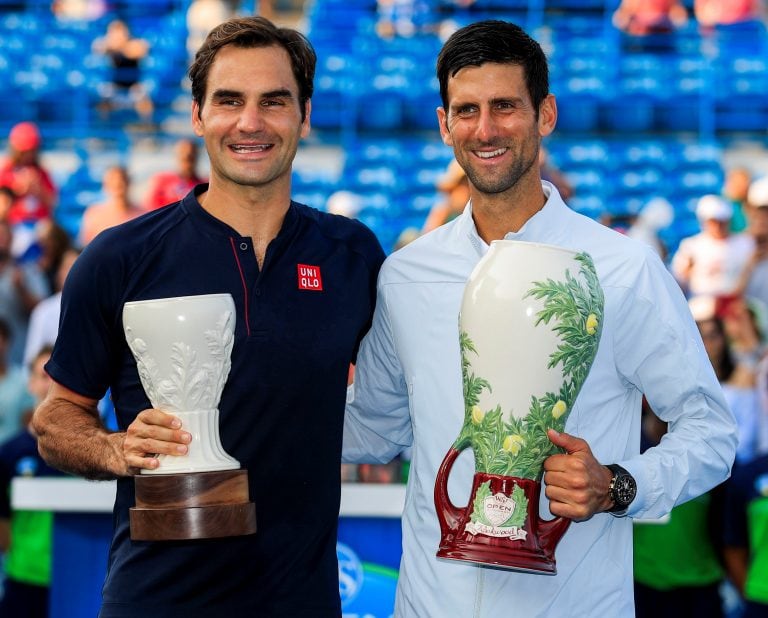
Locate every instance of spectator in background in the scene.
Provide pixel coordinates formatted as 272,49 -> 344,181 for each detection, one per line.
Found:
92,19 -> 154,123
79,166 -> 144,246
0,122 -> 57,228
393,227 -> 420,251
375,0 -> 433,39
0,221 -> 50,366
186,0 -> 236,62
0,318 -> 34,445
724,167 -> 752,233
723,450 -> 768,617
0,345 -> 60,618
539,145 -> 574,201
694,0 -> 765,29
690,295 -> 764,465
51,0 -> 106,21
612,0 -> 689,35
326,190 -> 363,219
671,194 -> 754,297
23,248 -> 79,368
626,196 -> 674,260
738,177 -> 768,311
633,401 -> 725,618
33,219 -> 71,293
422,158 -> 469,233
143,139 -> 206,211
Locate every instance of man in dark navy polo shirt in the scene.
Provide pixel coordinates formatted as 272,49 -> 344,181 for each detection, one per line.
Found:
32,16 -> 385,618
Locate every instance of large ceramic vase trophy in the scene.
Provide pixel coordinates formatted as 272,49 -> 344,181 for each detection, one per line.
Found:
122,293 -> 256,541
435,240 -> 604,574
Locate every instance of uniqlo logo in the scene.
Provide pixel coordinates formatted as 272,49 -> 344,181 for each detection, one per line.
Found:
297,264 -> 323,291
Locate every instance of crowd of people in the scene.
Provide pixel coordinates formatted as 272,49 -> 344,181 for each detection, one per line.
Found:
0,2 -> 766,618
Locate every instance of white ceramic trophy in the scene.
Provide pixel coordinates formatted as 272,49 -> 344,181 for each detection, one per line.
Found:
122,293 -> 256,541
435,240 -> 604,573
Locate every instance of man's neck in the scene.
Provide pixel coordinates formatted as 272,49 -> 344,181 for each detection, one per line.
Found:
198,184 -> 292,268
470,179 -> 547,244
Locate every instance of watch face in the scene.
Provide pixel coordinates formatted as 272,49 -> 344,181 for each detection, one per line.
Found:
614,475 -> 637,506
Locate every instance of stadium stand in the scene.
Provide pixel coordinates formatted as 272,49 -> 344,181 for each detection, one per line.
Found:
0,0 -> 766,253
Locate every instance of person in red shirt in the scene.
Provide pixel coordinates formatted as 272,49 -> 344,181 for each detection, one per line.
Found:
0,123 -> 56,226
143,138 -> 206,211
612,0 -> 689,35
694,0 -> 764,28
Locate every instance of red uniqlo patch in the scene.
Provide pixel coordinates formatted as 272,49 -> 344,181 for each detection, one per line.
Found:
297,264 -> 323,291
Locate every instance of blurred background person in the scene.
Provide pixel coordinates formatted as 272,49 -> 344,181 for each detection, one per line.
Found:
0,318 -> 34,445
186,0 -> 236,63
23,247 -> 80,369
0,221 -> 49,366
694,0 -> 765,29
690,295 -> 764,465
671,194 -> 754,298
51,0 -> 106,21
375,0 -> 433,39
612,0 -> 689,35
326,190 -> 364,219
0,122 -> 56,229
422,159 -> 469,233
633,400 -> 725,618
626,196 -> 674,260
539,145 -> 574,201
79,166 -> 144,246
143,139 -> 205,211
0,345 -> 60,618
92,19 -> 154,124
392,227 -> 420,251
723,448 -> 768,617
723,167 -> 752,233
737,177 -> 768,312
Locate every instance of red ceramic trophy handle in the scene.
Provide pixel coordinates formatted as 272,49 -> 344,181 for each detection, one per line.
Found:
434,447 -> 464,536
537,509 -> 571,556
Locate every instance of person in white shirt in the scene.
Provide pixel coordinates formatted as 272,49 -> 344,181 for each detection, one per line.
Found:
343,20 -> 738,618
671,194 -> 754,297
22,247 -> 80,368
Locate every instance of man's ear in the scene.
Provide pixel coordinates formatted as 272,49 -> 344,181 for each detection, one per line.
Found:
437,107 -> 453,147
538,94 -> 557,138
301,99 -> 311,138
191,101 -> 203,137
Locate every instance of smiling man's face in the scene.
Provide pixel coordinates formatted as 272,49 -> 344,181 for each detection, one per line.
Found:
191,44 -> 310,192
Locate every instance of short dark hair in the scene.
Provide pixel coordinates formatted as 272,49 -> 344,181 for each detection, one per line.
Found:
188,16 -> 316,121
436,20 -> 549,115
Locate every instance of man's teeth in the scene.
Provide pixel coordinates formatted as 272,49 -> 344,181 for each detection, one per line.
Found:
476,148 -> 506,159
232,145 -> 269,152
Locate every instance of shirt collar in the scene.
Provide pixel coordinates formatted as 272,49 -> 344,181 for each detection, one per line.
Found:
181,183 -> 299,241
456,180 -> 569,254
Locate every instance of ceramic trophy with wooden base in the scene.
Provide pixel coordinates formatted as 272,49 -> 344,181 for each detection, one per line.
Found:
435,240 -> 604,574
123,293 -> 256,541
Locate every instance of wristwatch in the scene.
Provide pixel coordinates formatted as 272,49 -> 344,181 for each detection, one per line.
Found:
606,464 -> 637,516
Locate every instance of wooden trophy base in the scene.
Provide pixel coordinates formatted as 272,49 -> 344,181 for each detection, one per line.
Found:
130,469 -> 257,541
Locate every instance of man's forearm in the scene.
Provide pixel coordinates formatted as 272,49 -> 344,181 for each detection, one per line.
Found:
32,396 -> 129,480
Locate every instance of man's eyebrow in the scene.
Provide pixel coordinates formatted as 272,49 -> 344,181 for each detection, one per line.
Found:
489,96 -> 524,105
211,88 -> 295,100
261,89 -> 294,99
211,89 -> 242,99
